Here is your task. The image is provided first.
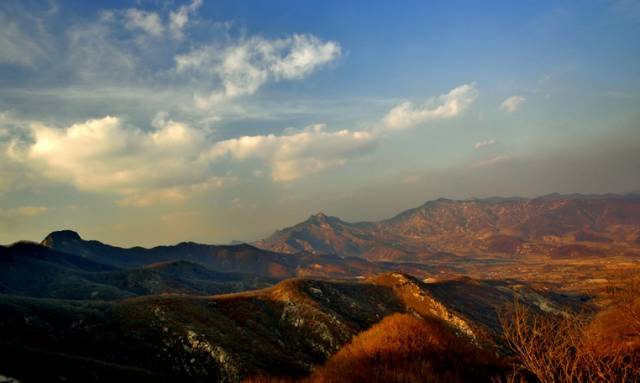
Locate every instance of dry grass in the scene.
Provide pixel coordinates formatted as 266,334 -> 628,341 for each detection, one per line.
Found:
499,276 -> 640,383
246,313 -> 503,383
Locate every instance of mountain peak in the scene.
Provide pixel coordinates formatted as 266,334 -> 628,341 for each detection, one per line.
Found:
307,212 -> 337,224
41,230 -> 82,246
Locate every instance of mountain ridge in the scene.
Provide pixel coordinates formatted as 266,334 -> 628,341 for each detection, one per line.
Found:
255,193 -> 640,260
0,271 -> 568,382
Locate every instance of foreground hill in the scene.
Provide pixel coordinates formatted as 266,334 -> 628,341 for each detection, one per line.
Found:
292,313 -> 503,383
255,194 -> 640,260
0,273 -> 566,382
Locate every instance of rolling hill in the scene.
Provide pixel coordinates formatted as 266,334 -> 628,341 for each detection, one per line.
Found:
0,272 -> 566,382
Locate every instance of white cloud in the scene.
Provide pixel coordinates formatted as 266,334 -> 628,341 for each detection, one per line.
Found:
471,155 -> 511,168
169,0 -> 203,39
0,3 -> 342,122
175,34 -> 341,106
122,0 -> 201,39
17,116 -> 236,205
124,9 -> 164,37
206,124 -> 376,181
500,95 -> 526,112
383,84 -> 478,130
12,115 -> 376,199
474,139 -> 496,149
3,83 -> 474,203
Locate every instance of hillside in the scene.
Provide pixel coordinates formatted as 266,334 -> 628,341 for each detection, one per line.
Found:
0,273 -> 565,382
255,194 -> 640,260
296,313 -> 503,383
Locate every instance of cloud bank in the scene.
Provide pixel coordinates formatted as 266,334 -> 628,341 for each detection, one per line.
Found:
4,83 -> 477,204
0,2 -> 479,210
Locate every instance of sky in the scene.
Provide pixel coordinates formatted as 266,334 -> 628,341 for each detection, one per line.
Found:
1,0 -> 639,246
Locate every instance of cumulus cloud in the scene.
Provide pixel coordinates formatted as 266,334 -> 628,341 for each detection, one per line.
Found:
175,34 -> 341,106
124,9 -> 164,36
15,115 -> 236,205
3,83 -> 474,205
206,124 -> 376,181
10,115 -> 376,199
383,84 -> 478,130
500,95 -> 526,112
169,0 -> 203,38
474,139 -> 496,149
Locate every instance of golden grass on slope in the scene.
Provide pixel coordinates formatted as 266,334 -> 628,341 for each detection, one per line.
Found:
308,313 -> 502,383
246,313 -> 503,383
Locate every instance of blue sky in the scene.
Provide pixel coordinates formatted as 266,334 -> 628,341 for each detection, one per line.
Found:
1,0 -> 639,246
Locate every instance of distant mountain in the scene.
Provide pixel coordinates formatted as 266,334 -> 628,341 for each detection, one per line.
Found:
0,230 -> 450,300
2,230 -> 489,301
42,230 -> 291,273
254,213 -> 381,258
0,242 -> 274,299
0,272 -> 566,382
41,230 -> 380,279
255,194 -> 640,260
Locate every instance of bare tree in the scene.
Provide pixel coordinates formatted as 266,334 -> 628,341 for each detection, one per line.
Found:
500,298 -> 640,383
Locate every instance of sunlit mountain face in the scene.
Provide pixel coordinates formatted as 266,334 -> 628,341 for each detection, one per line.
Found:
1,1 -> 640,382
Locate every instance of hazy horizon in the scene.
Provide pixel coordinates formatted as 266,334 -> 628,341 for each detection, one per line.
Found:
4,190 -> 640,247
1,0 -> 639,247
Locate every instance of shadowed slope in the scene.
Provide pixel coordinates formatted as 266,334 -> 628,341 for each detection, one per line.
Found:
0,272 -> 566,382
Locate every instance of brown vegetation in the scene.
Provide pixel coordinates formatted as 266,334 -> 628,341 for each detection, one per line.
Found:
500,277 -> 640,383
247,313 -> 503,383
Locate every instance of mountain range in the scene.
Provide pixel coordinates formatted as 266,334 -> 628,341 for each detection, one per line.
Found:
0,193 -> 638,382
255,193 -> 640,260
